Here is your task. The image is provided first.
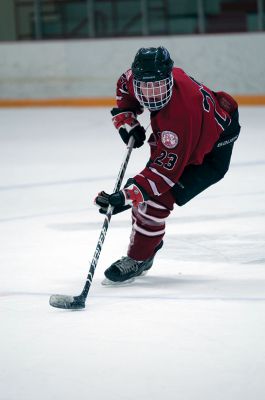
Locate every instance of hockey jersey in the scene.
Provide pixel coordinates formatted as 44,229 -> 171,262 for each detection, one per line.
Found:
116,67 -> 238,198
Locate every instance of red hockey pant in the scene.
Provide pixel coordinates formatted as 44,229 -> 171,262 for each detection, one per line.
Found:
127,190 -> 175,261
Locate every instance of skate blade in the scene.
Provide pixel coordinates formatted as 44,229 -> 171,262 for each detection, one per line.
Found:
101,277 -> 136,286
101,270 -> 149,287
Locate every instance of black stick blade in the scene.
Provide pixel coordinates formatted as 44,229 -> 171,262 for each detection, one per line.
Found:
49,294 -> 86,310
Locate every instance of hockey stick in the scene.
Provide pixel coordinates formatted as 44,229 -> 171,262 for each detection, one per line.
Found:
49,136 -> 135,309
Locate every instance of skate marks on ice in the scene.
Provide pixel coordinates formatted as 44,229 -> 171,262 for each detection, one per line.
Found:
1,267 -> 264,303
46,208 -> 264,232
95,229 -> 265,302
0,291 -> 53,298
0,158 -> 263,192
0,206 -> 263,225
95,264 -> 265,302
0,175 -> 115,192
164,232 -> 265,266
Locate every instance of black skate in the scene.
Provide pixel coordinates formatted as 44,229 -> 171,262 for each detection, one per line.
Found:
102,241 -> 163,286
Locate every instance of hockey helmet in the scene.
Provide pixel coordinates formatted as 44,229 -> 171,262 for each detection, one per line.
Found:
131,47 -> 174,111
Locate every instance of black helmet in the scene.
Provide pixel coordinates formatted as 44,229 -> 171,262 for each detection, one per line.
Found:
132,47 -> 174,111
131,46 -> 174,82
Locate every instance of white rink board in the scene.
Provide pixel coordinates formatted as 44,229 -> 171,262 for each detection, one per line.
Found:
0,106 -> 265,400
0,33 -> 265,98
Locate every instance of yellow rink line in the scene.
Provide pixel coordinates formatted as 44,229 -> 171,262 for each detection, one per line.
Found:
0,95 -> 265,108
233,95 -> 265,105
0,97 -> 116,108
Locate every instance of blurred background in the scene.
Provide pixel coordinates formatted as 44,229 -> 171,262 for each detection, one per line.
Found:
0,0 -> 264,105
1,0 -> 264,40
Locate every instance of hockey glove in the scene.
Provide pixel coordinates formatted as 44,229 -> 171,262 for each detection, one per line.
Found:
94,191 -> 131,215
95,180 -> 148,215
111,107 -> 146,148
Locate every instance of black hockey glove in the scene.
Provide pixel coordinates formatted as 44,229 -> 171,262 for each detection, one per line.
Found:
94,191 -> 131,215
111,107 -> 146,148
94,179 -> 149,215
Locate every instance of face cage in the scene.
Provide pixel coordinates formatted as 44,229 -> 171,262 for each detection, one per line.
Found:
133,75 -> 173,111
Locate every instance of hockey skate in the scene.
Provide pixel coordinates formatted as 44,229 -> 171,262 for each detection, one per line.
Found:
102,241 -> 163,286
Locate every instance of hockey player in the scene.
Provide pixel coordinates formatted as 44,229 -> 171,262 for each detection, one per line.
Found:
95,46 -> 241,284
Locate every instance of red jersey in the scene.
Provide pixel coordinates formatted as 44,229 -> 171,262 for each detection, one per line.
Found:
116,67 -> 237,198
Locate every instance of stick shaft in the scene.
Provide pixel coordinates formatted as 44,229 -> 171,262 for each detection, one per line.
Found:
80,137 -> 135,299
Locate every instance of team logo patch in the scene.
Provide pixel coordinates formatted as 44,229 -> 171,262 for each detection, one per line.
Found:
161,131 -> 179,149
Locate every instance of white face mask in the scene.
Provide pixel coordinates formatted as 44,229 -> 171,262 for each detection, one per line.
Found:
133,74 -> 173,111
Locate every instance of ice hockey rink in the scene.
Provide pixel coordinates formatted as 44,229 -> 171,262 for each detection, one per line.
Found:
0,105 -> 264,400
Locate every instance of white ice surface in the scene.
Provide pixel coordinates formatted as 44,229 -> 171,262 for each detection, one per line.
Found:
0,107 -> 265,400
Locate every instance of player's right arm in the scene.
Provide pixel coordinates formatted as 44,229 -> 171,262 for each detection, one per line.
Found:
116,70 -> 143,113
111,70 -> 146,148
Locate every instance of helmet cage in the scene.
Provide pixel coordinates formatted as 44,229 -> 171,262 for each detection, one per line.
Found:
133,74 -> 173,111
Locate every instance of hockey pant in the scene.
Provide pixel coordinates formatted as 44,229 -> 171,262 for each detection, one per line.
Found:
172,109 -> 241,206
127,110 -> 241,261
